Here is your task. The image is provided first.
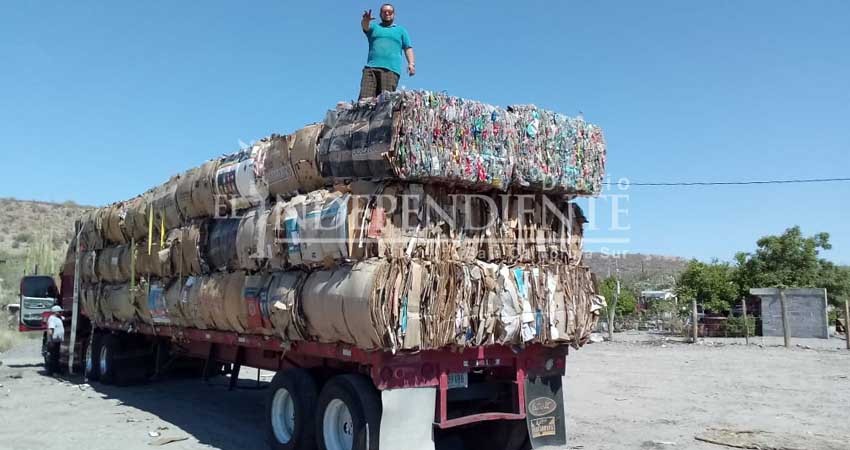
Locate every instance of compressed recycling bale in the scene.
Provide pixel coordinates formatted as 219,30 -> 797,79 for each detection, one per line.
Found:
95,246 -> 131,283
221,271 -> 248,333
148,282 -> 170,324
166,229 -> 183,277
175,166 -> 201,219
301,259 -> 387,349
263,271 -> 306,340
191,160 -> 219,218
235,209 -> 268,271
101,283 -> 137,323
78,210 -> 104,250
149,176 -> 184,231
206,218 -> 240,271
214,152 -> 268,212
289,124 -> 325,192
261,206 -> 286,270
243,274 -> 274,336
260,135 -> 299,198
199,273 -> 229,330
180,225 -> 207,276
131,279 -> 152,325
134,240 -> 173,279
81,284 -> 103,324
80,250 -> 98,283
122,195 -> 151,241
101,203 -> 127,244
318,91 -> 606,195
181,276 -> 206,329
509,105 -> 607,194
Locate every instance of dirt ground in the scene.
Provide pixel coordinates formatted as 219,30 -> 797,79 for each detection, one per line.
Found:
0,332 -> 848,450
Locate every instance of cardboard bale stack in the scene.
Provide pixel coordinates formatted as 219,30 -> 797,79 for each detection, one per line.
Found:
69,90 -> 606,352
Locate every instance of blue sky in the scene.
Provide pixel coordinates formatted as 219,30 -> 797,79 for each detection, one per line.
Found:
1,1 -> 848,264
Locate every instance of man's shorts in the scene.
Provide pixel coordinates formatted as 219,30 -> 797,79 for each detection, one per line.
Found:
359,67 -> 400,100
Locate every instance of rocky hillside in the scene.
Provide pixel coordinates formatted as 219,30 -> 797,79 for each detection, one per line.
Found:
0,198 -> 93,254
0,198 -> 94,305
583,252 -> 689,289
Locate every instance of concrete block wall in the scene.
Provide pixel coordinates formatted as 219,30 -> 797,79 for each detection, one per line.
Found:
750,288 -> 828,339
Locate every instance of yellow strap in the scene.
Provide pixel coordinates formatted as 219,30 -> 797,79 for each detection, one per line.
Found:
160,212 -> 165,248
148,204 -> 154,255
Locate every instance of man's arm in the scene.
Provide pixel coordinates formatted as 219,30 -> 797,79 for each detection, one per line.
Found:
361,10 -> 373,33
405,48 -> 416,76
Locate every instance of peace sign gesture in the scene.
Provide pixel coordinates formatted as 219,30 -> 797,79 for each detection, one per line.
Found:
361,9 -> 373,32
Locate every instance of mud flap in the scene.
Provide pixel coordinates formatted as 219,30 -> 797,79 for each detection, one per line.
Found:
379,387 -> 436,450
525,375 -> 566,448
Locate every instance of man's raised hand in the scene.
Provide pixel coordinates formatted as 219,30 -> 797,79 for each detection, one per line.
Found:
361,9 -> 373,32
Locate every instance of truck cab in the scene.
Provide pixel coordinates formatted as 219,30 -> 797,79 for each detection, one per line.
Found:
18,275 -> 59,331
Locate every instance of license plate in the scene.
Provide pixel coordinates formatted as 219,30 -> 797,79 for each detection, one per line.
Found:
447,372 -> 468,389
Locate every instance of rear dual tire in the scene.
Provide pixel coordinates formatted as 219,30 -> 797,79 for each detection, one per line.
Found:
85,333 -> 103,381
98,334 -> 121,384
265,372 -> 382,450
316,375 -> 381,450
266,369 -> 318,450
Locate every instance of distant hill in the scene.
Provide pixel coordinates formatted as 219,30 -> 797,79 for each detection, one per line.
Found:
0,198 -> 95,305
582,252 -> 689,289
0,197 -> 93,255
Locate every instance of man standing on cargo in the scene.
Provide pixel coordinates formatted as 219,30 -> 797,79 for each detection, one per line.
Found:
359,4 -> 415,99
45,305 -> 64,375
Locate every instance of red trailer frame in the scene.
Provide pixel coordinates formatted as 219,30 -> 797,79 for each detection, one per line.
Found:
56,267 -> 571,449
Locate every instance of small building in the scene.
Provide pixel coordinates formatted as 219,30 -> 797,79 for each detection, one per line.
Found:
748,288 -> 828,339
638,289 -> 677,311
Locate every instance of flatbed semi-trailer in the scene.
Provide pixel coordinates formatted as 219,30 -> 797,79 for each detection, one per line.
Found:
44,267 -> 569,450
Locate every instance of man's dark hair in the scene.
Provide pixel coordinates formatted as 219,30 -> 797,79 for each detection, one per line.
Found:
380,3 -> 394,12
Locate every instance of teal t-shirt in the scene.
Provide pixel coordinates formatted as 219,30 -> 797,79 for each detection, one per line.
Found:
364,22 -> 412,76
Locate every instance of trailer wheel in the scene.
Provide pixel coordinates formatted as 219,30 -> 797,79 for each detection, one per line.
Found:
266,369 -> 318,450
98,334 -> 121,384
85,333 -> 103,381
316,375 -> 381,450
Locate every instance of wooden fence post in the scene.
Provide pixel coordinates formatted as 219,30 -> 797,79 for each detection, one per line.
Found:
844,299 -> 850,351
742,298 -> 749,345
779,288 -> 791,348
692,299 -> 698,343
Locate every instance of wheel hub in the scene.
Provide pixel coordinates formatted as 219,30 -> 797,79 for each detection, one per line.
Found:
271,387 -> 296,444
323,398 -> 354,450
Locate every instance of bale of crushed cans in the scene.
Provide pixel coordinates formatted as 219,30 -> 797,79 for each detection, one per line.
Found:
319,90 -> 606,194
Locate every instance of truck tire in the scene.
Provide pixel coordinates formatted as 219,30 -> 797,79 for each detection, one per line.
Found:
266,369 -> 318,450
316,374 -> 381,450
98,334 -> 122,384
85,333 -> 103,381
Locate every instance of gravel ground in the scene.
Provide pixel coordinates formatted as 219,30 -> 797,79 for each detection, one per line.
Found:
1,332 -> 848,450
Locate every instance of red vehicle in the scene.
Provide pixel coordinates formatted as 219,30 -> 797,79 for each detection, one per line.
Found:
50,264 -> 569,450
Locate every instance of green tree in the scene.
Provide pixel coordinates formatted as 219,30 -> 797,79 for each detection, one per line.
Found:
816,261 -> 850,307
734,226 -> 849,306
734,226 -> 829,289
675,260 -> 738,313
